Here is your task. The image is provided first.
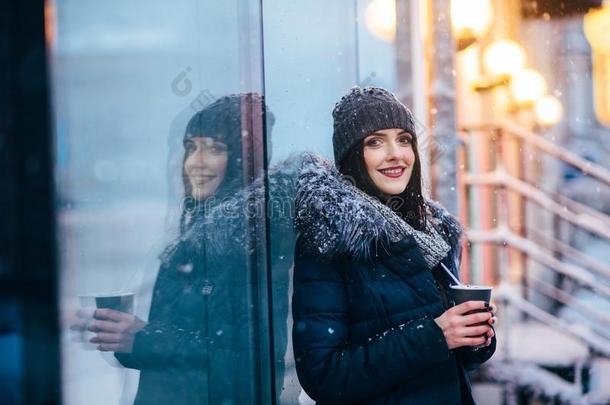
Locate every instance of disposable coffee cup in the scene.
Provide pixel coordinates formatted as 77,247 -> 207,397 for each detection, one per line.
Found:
448,284 -> 492,307
94,292 -> 134,313
78,292 -> 135,350
448,285 -> 493,349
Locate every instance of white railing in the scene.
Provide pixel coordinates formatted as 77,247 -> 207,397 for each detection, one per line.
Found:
458,122 -> 610,402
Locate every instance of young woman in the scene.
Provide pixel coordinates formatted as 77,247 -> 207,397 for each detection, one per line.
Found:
87,94 -> 291,404
292,86 -> 497,404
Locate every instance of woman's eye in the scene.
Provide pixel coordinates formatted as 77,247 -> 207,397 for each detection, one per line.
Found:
211,143 -> 228,154
365,138 -> 381,147
399,136 -> 412,145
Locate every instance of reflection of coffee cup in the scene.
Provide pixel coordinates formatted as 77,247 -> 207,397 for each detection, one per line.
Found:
448,285 -> 493,348
94,292 -> 134,313
78,292 -> 134,350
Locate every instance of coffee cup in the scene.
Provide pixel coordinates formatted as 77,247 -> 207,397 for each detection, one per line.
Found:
448,284 -> 493,349
448,284 -> 492,307
77,292 -> 134,350
93,292 -> 134,313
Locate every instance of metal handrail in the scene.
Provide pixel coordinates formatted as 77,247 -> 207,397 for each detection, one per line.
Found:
467,226 -> 610,298
480,362 -> 582,403
463,168 -> 610,241
526,226 -> 610,282
459,122 -> 610,364
495,282 -> 610,357
501,121 -> 610,188
460,123 -> 610,187
525,274 -> 610,327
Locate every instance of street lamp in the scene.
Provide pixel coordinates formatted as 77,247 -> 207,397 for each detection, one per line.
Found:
534,95 -> 564,127
472,40 -> 528,92
451,0 -> 493,50
483,40 -> 526,77
471,40 -> 559,127
509,68 -> 548,106
365,0 -> 396,43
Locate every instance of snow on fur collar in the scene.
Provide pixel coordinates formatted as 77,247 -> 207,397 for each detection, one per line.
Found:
295,153 -> 462,268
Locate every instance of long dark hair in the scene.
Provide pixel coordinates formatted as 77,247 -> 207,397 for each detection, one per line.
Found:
338,132 -> 427,231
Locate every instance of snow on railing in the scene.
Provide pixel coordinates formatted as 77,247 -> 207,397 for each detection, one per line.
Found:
458,122 -> 610,402
495,283 -> 610,357
464,168 -> 610,242
526,226 -> 610,283
479,361 -> 583,404
525,275 -> 610,328
460,122 -> 610,188
500,121 -> 610,188
468,226 -> 610,298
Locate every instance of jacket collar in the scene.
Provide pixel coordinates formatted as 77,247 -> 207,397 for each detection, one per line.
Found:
295,153 -> 462,269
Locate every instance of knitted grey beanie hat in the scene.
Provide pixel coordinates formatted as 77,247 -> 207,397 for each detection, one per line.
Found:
332,86 -> 416,166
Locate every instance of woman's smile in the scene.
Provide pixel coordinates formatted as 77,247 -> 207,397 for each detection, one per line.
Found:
188,172 -> 218,184
378,166 -> 407,178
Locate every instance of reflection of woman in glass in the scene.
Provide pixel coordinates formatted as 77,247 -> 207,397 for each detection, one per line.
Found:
88,94 -> 276,404
292,87 -> 497,404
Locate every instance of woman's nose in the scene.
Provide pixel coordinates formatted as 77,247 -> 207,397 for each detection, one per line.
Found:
189,148 -> 209,167
386,142 -> 402,160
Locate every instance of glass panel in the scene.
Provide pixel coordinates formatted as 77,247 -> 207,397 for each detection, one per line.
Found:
261,1 -> 394,403
264,1 -> 420,402
50,0 -> 271,403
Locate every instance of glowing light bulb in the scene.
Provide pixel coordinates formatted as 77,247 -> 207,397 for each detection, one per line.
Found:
451,0 -> 493,50
534,95 -> 563,126
365,0 -> 396,43
510,69 -> 547,105
483,40 -> 526,76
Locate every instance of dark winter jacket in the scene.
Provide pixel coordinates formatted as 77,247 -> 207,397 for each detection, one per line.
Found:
115,161 -> 298,405
292,154 -> 496,404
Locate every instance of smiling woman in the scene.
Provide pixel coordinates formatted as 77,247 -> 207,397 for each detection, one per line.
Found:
291,86 -> 497,404
85,94 -> 275,405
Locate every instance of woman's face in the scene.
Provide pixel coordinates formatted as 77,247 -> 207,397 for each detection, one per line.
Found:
184,137 -> 229,200
363,128 -> 415,196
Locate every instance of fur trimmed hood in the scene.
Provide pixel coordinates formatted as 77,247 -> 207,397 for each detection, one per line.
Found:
294,153 -> 463,269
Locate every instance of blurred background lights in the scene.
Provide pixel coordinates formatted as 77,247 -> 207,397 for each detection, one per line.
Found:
483,40 -> 526,76
510,68 -> 547,105
451,0 -> 493,50
364,0 -> 396,43
584,1 -> 610,54
584,1 -> 610,127
534,95 -> 564,126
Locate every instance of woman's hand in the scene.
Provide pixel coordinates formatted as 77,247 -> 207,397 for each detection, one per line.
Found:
434,301 -> 495,350
87,309 -> 147,353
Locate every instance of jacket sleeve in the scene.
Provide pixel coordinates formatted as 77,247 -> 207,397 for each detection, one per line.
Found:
455,328 -> 496,371
114,321 -> 207,370
114,264 -> 207,370
292,251 -> 453,404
